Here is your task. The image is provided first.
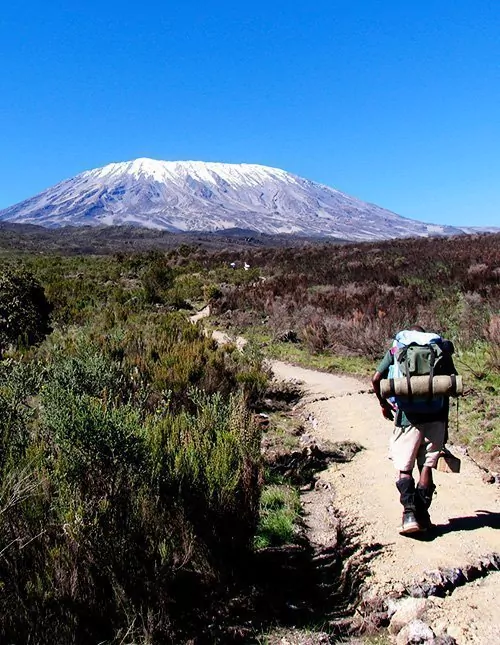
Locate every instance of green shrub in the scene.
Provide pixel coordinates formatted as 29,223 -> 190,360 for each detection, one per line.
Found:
0,359 -> 44,473
0,269 -> 52,353
0,311 -> 265,642
141,260 -> 175,304
146,390 -> 262,561
204,283 -> 223,301
45,348 -> 125,399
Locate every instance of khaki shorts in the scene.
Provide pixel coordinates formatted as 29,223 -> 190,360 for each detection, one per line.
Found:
389,421 -> 446,472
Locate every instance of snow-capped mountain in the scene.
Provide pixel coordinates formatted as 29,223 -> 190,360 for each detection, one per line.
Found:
0,158 -> 461,240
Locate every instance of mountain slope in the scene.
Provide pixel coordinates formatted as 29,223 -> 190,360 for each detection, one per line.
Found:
0,158 -> 461,240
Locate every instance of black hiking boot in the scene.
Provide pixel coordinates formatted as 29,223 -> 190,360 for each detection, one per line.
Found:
400,510 -> 421,535
415,484 -> 436,530
396,478 -> 424,535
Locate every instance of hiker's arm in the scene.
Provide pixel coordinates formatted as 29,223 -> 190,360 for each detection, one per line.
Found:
372,371 -> 395,420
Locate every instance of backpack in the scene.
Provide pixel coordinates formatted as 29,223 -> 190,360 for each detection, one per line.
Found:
388,330 -> 450,414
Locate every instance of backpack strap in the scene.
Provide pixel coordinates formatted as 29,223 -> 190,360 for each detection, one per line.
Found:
428,344 -> 436,403
402,348 -> 413,403
406,369 -> 413,402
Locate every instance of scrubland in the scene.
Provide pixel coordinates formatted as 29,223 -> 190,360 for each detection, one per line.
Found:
0,231 -> 499,643
0,253 -> 269,643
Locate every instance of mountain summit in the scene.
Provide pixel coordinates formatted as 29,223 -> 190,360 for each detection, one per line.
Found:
0,158 -> 460,240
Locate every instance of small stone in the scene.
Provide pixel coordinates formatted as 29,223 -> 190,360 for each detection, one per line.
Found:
489,553 -> 500,569
432,618 -> 449,636
408,582 -> 439,597
395,619 -> 434,645
482,472 -> 495,484
446,625 -> 465,641
389,598 -> 428,634
426,570 -> 439,585
440,567 -> 466,587
370,611 -> 389,628
427,595 -> 444,607
433,636 -> 457,645
462,562 -> 482,581
386,597 -> 402,618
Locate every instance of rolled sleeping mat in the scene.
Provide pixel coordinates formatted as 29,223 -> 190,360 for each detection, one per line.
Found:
380,374 -> 463,399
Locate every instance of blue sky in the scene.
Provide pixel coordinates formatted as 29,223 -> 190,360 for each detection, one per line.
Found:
1,1 -> 499,227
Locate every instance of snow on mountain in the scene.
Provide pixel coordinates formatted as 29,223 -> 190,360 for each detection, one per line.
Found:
458,226 -> 500,234
0,158 -> 462,241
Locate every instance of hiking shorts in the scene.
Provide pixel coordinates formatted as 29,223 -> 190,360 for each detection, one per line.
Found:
389,421 -> 445,472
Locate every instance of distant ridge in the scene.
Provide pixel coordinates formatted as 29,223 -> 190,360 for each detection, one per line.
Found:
0,158 -> 463,241
458,226 -> 500,234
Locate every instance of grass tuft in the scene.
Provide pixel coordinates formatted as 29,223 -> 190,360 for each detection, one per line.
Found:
254,485 -> 302,549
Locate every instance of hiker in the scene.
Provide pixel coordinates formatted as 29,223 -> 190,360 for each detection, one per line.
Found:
372,325 -> 457,535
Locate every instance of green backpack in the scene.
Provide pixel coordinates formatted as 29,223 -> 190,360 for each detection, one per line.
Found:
390,330 -> 448,413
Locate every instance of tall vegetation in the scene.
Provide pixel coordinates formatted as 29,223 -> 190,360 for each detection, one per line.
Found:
0,255 -> 267,643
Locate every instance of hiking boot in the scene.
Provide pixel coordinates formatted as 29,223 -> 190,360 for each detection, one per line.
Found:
396,478 -> 424,534
415,509 -> 433,530
414,505 -> 433,530
396,477 -> 417,510
415,484 -> 436,530
400,510 -> 422,535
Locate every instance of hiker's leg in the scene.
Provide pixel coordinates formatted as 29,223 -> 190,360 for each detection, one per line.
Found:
415,465 -> 436,529
395,473 -> 420,534
389,425 -> 421,476
397,469 -> 415,505
418,465 -> 434,488
418,420 -> 445,480
415,421 -> 445,528
390,425 -> 422,534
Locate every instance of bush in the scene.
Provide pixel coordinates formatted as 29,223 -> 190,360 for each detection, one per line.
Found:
0,269 -> 52,354
141,259 -> 175,304
0,359 -> 44,473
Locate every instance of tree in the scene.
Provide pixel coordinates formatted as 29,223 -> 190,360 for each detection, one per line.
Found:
141,260 -> 175,304
0,269 -> 52,353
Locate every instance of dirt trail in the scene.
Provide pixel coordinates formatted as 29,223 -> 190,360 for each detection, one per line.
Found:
191,306 -> 248,350
271,360 -> 500,644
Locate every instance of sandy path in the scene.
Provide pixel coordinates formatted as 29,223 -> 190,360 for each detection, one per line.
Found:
191,307 -> 249,350
271,360 -> 500,643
